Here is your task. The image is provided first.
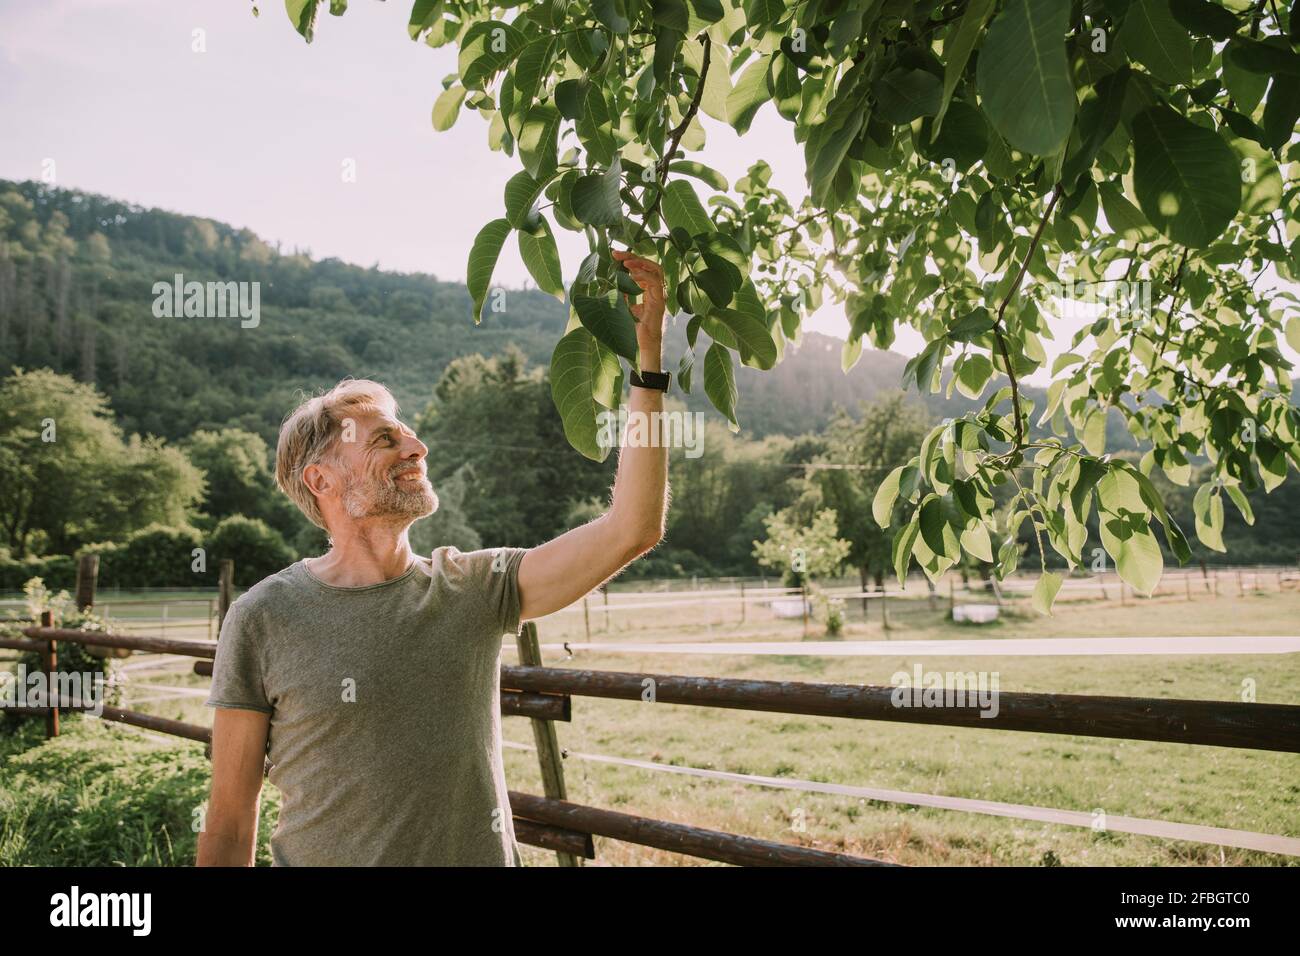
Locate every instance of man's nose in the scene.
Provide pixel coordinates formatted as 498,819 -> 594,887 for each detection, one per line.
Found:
401,433 -> 428,460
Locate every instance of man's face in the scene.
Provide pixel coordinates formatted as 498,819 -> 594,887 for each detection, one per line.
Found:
329,409 -> 438,523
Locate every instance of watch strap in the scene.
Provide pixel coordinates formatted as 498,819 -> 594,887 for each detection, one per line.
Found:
629,368 -> 671,391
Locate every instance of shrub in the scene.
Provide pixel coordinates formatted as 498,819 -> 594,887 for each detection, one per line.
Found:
0,719 -> 279,865
207,515 -> 294,588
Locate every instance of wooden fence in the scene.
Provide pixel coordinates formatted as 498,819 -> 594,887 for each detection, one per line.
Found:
4,554 -> 1299,865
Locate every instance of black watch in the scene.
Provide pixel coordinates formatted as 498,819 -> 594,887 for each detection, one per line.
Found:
629,368 -> 671,391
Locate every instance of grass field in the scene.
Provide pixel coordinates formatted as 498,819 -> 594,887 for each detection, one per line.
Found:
2,578 -> 1297,866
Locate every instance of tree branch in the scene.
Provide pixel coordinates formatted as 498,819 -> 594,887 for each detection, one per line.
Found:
993,186 -> 1061,451
634,35 -> 712,244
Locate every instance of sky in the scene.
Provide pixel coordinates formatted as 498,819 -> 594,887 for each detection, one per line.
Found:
0,0 -> 1293,381
0,0 -> 877,335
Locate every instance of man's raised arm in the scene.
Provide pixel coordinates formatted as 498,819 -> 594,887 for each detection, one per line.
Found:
516,252 -> 670,621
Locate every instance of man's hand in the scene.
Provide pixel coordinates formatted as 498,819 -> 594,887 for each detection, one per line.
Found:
516,253 -> 671,621
613,250 -> 665,372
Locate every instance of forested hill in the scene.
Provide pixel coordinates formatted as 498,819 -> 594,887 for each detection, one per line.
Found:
0,178 -> 1028,444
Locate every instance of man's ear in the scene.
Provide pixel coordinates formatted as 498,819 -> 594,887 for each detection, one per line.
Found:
302,461 -> 333,499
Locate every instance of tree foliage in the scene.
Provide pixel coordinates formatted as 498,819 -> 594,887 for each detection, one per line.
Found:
289,0 -> 1300,609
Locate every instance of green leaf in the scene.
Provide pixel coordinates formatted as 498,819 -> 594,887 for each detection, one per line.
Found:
1230,136 -> 1283,217
519,104 -> 561,179
573,292 -> 640,364
550,328 -> 621,462
1119,0 -> 1195,85
518,218 -> 564,300
1031,571 -> 1063,615
746,0 -> 786,25
1224,484 -> 1254,526
976,0 -> 1075,156
572,161 -> 624,226
1170,0 -> 1241,40
577,84 -> 617,165
713,287 -> 776,370
947,307 -> 995,342
285,0 -> 320,42
466,218 -> 511,323
1061,67 -> 1129,188
653,27 -> 684,86
918,496 -> 948,557
593,0 -> 631,33
1262,74 -> 1300,151
504,171 -> 550,229
955,354 -> 994,398
893,514 -> 921,586
918,100 -> 989,172
873,466 -> 904,529
652,0 -> 690,32
458,21 -> 525,91
1080,408 -> 1107,456
960,521 -> 994,563
512,38 -> 554,105
432,85 -> 467,131
703,343 -> 739,431
1193,482 -> 1227,552
726,54 -> 773,135
872,68 -> 943,125
661,179 -> 714,236
690,0 -> 724,24
667,161 -> 729,191
935,0 -> 996,136
1100,515 -> 1164,594
1098,181 -> 1157,242
407,0 -> 440,40
1132,106 -> 1240,248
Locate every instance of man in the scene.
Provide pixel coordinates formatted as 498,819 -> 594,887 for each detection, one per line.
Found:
197,252 -> 669,866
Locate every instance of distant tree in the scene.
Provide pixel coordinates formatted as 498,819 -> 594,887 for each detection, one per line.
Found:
814,393 -> 933,589
408,463 -> 483,555
208,515 -> 294,588
414,348 -> 614,547
185,429 -> 271,520
0,368 -> 201,557
753,507 -> 851,589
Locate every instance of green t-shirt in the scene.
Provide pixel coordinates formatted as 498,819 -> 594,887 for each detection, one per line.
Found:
204,546 -> 528,866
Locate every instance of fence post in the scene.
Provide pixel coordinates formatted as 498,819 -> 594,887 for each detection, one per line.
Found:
75,554 -> 99,612
40,610 -> 58,739
881,584 -> 890,635
582,595 -> 591,641
514,622 -> 578,867
800,582 -> 809,638
217,560 -> 234,632
602,586 -> 609,632
739,581 -> 746,624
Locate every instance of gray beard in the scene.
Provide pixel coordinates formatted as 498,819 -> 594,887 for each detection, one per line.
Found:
341,470 -> 438,521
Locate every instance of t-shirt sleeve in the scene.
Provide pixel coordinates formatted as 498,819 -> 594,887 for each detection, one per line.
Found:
204,598 -> 273,714
470,546 -> 530,638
